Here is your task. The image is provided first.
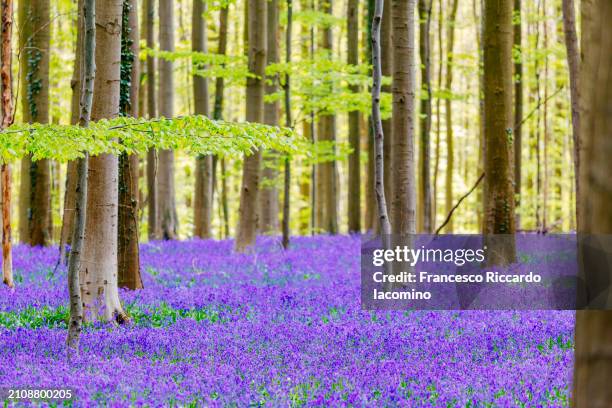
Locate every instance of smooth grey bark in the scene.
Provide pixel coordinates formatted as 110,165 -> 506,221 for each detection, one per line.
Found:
483,0 -> 516,264
67,0 -> 95,358
259,0 -> 280,234
561,0 -> 580,227
282,0 -> 293,249
573,2 -> 612,406
347,0 -> 360,233
192,0 -> 213,238
157,0 -> 178,239
417,0 -> 432,233
371,0 -> 391,237
18,0 -> 52,246
390,0 -> 417,236
234,0 -> 267,252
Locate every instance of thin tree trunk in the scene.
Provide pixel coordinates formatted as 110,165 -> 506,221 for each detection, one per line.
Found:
364,0 -> 376,232
259,0 -> 280,234
572,1 -> 612,405
381,0 -> 392,213
213,4 -> 229,238
18,0 -> 51,246
157,0 -> 178,239
390,0 -> 417,236
443,0 -> 458,233
118,0 -> 142,290
483,0 -> 516,265
347,0 -> 360,233
67,0 -> 94,358
145,0 -> 158,240
192,0 -> 213,238
417,0 -> 432,233
80,0 -> 127,323
282,0 -> 292,249
372,0 -> 391,238
0,0 -> 14,287
474,0 -> 484,232
542,0 -> 549,232
314,0 -> 338,235
234,0 -> 267,252
59,0 -> 83,264
561,0 -> 580,228
513,0 -> 522,229
432,0 -> 443,229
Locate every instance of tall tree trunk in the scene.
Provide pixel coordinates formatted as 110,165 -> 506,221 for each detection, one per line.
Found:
513,0 -> 522,229
483,0 -> 516,265
381,0 -> 392,213
474,0 -> 484,232
157,0 -> 178,239
234,0 -> 266,252
282,0 -> 293,249
213,4 -> 229,238
259,0 -> 280,234
390,0 -> 416,236
18,0 -> 51,246
432,0 -> 443,228
80,0 -> 127,323
67,0 -> 95,360
192,0 -> 213,238
572,1 -> 612,406
417,0 -> 432,233
59,0 -> 84,264
347,0 -> 360,233
364,0 -> 376,232
145,0 -> 158,239
561,0 -> 580,228
314,0 -> 338,234
118,0 -> 142,290
443,0 -> 458,233
372,0 -> 391,237
1,0 -> 14,288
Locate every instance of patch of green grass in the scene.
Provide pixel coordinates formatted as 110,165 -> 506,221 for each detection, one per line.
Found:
0,302 -> 230,329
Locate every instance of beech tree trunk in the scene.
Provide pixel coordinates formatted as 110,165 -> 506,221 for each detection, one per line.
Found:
561,0 -> 580,227
192,0 -> 213,238
1,0 -> 14,288
145,0 -> 159,239
364,0 -> 376,232
18,0 -> 51,246
513,0 -> 522,228
282,0 -> 292,249
443,0 -> 458,233
572,2 -> 612,405
67,0 -> 94,359
417,0 -> 432,233
483,0 -> 516,265
59,0 -> 84,263
372,0 -> 391,237
234,0 -> 266,252
157,0 -> 178,239
346,0 -> 360,233
390,0 -> 417,236
314,0 -> 338,234
381,0 -> 392,212
80,0 -> 127,322
213,4 -> 229,238
259,0 -> 280,234
117,0 -> 142,290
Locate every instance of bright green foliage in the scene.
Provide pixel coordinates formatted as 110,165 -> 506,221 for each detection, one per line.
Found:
265,51 -> 392,119
0,115 -> 296,163
141,48 -> 254,85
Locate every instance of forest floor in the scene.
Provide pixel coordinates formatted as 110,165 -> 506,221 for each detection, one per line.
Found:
0,236 -> 572,407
